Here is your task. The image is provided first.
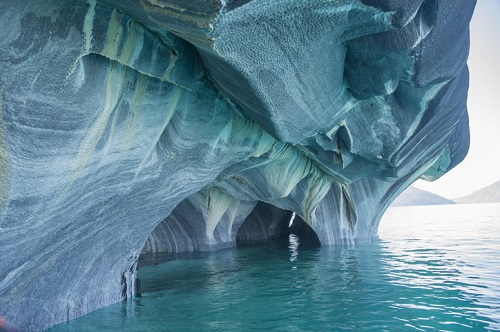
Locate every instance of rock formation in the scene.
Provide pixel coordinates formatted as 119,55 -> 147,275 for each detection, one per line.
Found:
0,0 -> 474,330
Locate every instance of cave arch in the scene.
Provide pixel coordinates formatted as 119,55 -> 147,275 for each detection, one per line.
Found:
236,202 -> 320,247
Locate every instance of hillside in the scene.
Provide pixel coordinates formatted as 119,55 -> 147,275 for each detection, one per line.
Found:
391,186 -> 455,207
454,180 -> 500,204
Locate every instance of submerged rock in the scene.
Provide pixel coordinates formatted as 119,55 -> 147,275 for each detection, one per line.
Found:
0,0 -> 474,330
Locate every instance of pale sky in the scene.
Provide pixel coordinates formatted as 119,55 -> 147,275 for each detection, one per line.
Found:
414,0 -> 500,199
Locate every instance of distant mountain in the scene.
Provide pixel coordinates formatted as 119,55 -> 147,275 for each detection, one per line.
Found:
454,180 -> 500,204
391,186 -> 455,207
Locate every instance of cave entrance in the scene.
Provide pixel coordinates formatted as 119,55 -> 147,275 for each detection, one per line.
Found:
134,202 -> 320,299
235,202 -> 320,248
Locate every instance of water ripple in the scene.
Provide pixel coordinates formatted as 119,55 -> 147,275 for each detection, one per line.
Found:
49,203 -> 500,331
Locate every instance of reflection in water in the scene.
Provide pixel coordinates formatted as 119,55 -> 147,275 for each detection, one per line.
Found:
288,234 -> 299,262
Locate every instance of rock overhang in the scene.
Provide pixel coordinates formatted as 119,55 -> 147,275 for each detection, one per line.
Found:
0,0 -> 475,330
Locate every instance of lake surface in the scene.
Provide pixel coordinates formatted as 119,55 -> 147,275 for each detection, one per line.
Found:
49,203 -> 500,331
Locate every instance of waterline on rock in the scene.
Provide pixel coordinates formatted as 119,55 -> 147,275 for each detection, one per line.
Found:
49,203 -> 500,332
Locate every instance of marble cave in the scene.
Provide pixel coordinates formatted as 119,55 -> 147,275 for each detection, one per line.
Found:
0,0 -> 475,330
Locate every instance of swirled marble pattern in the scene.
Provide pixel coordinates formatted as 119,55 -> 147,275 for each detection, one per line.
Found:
0,0 -> 474,330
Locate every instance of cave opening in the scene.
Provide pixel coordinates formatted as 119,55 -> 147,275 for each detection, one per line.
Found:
133,202 -> 321,302
138,201 -> 321,259
235,202 -> 321,249
286,213 -> 322,248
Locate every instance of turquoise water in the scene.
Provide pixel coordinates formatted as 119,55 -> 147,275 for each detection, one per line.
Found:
50,203 -> 500,331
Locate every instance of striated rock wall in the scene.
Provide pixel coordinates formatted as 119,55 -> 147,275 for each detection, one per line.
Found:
0,0 -> 474,330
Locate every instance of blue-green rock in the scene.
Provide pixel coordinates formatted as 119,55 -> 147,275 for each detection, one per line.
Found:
0,0 -> 474,330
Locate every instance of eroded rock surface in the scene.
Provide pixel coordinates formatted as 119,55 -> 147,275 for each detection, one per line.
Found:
0,0 -> 474,330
